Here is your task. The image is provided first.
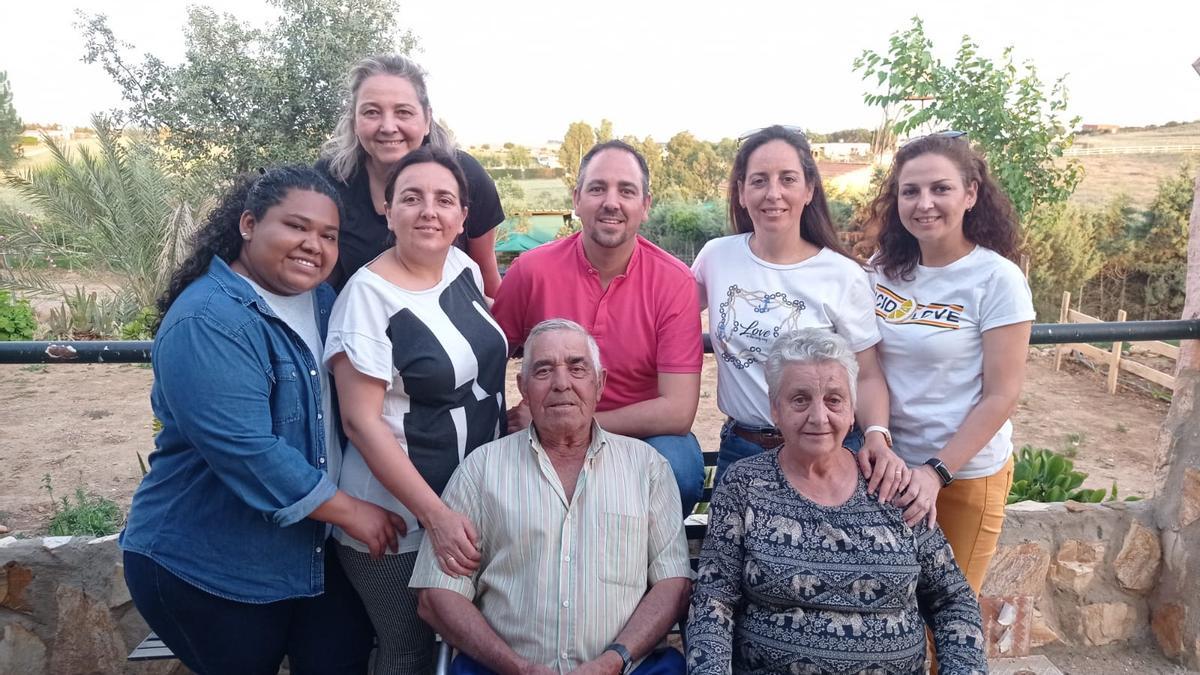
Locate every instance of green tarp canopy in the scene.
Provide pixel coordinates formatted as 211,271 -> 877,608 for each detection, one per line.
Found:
493,213 -> 571,253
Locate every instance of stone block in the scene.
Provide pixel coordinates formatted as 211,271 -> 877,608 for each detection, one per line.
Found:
982,543 -> 1051,597
981,595 -> 1033,658
108,562 -> 131,609
47,584 -> 126,675
1029,607 -> 1060,648
1180,467 -> 1200,529
1056,540 -> 1105,564
0,562 -> 34,613
0,622 -> 47,675
1078,602 -> 1136,646
1151,603 -> 1185,658
1050,561 -> 1094,594
1112,521 -> 1161,592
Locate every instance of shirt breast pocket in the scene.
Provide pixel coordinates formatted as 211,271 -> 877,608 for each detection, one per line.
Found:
268,358 -> 303,427
599,512 -> 648,587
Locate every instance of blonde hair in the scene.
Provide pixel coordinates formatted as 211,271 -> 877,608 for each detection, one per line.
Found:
321,54 -> 454,183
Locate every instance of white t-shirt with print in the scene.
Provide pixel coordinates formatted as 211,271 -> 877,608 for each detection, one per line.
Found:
692,234 -> 880,427
869,246 -> 1035,479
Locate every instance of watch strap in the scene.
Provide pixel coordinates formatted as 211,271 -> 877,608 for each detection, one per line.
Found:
924,457 -> 954,486
604,643 -> 633,674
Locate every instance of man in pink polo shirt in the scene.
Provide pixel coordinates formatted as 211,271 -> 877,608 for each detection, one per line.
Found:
492,140 -> 705,515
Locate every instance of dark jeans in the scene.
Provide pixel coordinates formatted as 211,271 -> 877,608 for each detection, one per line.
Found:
124,540 -> 373,675
450,647 -> 685,675
714,420 -> 865,487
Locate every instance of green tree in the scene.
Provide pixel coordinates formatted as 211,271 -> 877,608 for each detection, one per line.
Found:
505,144 -> 534,169
77,0 -> 416,174
597,119 -> 614,143
559,121 -> 596,191
853,17 -> 1080,219
1023,204 -> 1103,319
660,132 -> 729,202
0,71 -> 22,167
1129,163 -> 1194,319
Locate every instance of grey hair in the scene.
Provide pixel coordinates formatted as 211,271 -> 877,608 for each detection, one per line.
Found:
320,54 -> 455,183
764,329 -> 859,405
521,319 -> 603,378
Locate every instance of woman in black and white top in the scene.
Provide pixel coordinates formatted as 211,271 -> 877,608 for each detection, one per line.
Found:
324,147 -> 507,673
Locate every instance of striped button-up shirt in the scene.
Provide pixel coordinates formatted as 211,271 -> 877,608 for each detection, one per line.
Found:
409,423 -> 691,672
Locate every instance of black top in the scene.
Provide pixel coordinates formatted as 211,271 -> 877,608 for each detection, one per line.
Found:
317,149 -> 505,291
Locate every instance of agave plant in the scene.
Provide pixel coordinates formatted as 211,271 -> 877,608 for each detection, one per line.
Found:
0,114 -> 212,324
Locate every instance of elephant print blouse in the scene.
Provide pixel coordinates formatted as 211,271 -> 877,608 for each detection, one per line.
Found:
686,450 -> 987,675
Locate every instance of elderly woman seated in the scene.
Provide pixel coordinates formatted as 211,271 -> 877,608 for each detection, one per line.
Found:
686,328 -> 987,675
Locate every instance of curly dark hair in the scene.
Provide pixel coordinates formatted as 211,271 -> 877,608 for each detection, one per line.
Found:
155,165 -> 344,329
865,135 -> 1020,281
727,125 -> 851,260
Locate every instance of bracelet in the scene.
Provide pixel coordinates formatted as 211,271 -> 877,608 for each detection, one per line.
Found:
864,425 -> 892,448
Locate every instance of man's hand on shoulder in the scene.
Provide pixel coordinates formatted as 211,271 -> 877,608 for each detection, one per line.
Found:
507,399 -> 531,434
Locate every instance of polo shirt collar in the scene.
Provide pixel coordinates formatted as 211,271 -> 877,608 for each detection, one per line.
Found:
571,232 -> 645,277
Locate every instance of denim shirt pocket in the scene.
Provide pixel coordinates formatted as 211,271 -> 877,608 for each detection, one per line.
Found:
267,358 -> 303,427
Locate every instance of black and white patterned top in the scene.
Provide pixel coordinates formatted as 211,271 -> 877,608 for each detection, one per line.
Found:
686,450 -> 987,675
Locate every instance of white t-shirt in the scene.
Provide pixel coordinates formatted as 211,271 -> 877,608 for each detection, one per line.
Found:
692,234 -> 880,427
869,246 -> 1035,479
239,276 -> 341,487
323,248 -> 508,554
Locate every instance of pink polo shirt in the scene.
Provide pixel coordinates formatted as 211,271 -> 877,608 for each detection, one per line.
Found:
492,233 -> 703,412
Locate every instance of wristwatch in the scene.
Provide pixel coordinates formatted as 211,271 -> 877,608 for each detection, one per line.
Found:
603,643 -> 633,674
924,457 -> 955,486
864,425 -> 893,448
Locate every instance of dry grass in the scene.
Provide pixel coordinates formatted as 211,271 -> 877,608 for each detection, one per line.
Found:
1069,153 -> 1195,207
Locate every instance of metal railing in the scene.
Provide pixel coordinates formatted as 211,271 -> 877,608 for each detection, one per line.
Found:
1,319 -> 1197,365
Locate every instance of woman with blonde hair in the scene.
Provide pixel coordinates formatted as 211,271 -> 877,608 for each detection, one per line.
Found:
319,54 -> 504,296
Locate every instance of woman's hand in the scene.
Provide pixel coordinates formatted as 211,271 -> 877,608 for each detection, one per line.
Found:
892,465 -> 940,528
423,503 -> 481,577
856,435 -> 910,503
337,498 -> 409,560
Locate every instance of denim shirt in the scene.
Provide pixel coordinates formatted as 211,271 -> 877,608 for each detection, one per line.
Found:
121,257 -> 339,603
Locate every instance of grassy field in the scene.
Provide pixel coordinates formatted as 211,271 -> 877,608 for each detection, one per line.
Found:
1067,123 -> 1199,208
514,177 -> 571,210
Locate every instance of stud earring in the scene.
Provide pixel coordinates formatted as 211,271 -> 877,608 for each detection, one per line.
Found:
241,232 -> 250,239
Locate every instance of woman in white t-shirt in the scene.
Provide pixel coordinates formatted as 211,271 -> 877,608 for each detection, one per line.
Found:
325,147 -> 507,672
866,132 -> 1035,594
693,125 -> 908,500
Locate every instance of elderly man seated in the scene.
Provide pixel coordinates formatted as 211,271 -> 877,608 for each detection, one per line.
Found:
410,318 -> 693,675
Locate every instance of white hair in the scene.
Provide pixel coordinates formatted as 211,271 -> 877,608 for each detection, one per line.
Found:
521,319 -> 602,378
764,329 -> 859,405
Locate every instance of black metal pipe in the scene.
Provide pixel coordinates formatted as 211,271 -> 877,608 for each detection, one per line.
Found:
0,340 -> 153,364
2,319 -> 1198,365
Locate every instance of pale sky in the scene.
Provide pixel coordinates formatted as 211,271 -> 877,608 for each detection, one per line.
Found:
2,0 -> 1198,146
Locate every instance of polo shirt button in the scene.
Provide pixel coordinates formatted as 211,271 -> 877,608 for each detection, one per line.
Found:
562,600 -> 570,608
562,653 -> 569,660
309,369 -> 317,376
563,555 -> 570,562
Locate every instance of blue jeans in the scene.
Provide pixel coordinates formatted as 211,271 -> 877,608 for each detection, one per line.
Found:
451,647 -> 685,675
642,433 -> 705,516
715,421 -> 865,487
124,540 -> 373,675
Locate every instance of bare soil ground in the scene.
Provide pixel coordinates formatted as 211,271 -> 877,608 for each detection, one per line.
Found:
0,342 -> 1171,535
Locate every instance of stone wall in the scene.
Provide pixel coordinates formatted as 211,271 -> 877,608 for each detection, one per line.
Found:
0,534 -> 183,675
980,499 -> 1163,658
0,501 -> 1180,672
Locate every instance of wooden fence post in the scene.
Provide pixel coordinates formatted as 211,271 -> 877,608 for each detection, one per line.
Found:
1054,291 -> 1071,372
1107,309 -> 1127,394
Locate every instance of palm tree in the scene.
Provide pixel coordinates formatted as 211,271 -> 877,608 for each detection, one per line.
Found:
0,115 -> 211,323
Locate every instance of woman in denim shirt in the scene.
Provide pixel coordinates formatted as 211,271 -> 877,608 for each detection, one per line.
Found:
121,166 -> 407,675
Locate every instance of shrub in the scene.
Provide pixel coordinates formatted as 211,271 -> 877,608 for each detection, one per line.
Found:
1007,445 -> 1134,504
44,286 -> 127,340
120,306 -> 158,340
42,476 -> 123,537
0,290 -> 36,340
